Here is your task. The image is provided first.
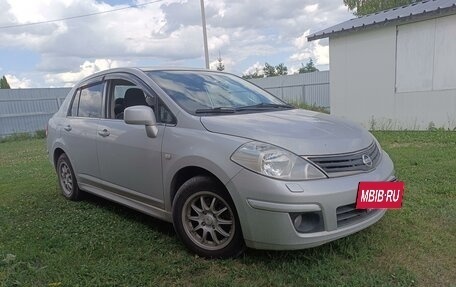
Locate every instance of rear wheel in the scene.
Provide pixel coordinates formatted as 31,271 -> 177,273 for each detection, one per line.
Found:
172,176 -> 245,258
56,153 -> 83,201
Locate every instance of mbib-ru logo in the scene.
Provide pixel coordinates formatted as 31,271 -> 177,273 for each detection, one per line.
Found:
356,181 -> 404,209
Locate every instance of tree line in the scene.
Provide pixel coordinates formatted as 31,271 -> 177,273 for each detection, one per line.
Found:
344,0 -> 415,16
241,59 -> 319,79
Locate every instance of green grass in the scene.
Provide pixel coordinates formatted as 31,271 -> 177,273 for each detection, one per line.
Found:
0,130 -> 46,143
294,103 -> 329,114
1,132 -> 455,286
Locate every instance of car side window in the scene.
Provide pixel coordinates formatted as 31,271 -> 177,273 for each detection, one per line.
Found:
77,83 -> 104,118
108,79 -> 156,120
108,80 -> 134,119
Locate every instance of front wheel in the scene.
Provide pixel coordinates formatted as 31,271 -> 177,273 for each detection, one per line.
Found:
172,176 -> 245,258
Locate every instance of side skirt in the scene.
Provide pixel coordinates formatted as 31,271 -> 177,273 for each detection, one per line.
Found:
78,179 -> 172,223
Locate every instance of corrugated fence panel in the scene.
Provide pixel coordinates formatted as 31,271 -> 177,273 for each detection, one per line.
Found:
0,114 -> 54,135
0,99 -> 59,115
304,84 -> 330,107
0,88 -> 71,137
249,71 -> 330,108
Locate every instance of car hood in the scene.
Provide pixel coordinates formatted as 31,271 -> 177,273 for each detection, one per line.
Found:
200,109 -> 373,155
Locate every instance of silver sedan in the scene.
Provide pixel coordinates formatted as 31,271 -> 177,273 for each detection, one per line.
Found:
47,68 -> 395,258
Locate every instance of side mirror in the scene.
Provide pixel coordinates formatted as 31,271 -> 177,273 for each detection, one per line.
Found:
124,105 -> 158,138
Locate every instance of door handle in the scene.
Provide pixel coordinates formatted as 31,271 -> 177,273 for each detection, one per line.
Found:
63,125 -> 72,132
98,129 -> 110,137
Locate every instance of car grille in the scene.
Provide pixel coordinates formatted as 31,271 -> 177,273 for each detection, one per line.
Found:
307,142 -> 381,177
336,203 -> 377,228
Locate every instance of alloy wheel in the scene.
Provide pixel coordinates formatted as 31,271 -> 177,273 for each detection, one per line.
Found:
181,191 -> 235,251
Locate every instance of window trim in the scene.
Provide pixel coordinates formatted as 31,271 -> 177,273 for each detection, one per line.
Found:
67,89 -> 81,117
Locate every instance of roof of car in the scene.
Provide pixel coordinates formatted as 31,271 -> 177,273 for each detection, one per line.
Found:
140,67 -> 211,72
307,0 -> 456,41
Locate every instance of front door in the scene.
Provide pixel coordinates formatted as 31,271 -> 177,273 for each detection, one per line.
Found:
96,77 -> 165,209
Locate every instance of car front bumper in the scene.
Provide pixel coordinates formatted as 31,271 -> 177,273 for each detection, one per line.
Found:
226,150 -> 395,250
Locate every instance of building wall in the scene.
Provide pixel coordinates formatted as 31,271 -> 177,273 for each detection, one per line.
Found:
330,14 -> 456,130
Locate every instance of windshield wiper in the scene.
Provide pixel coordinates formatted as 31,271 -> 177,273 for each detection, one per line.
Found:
195,103 -> 294,114
235,103 -> 294,111
195,107 -> 236,114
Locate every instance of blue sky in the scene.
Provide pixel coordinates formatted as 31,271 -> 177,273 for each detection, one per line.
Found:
0,0 -> 353,87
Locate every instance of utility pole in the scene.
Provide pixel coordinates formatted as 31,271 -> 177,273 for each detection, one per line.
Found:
200,0 -> 209,69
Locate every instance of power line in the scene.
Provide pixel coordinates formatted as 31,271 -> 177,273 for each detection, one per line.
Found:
0,0 -> 166,30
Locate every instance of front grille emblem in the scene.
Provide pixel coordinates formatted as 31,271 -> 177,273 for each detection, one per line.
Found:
308,142 -> 379,176
362,154 -> 373,167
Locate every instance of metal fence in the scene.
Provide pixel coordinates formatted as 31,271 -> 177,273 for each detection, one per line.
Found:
249,71 -> 330,108
0,88 -> 71,137
0,71 -> 330,137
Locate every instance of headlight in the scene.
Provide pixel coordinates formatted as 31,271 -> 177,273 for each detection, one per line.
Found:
231,141 -> 327,180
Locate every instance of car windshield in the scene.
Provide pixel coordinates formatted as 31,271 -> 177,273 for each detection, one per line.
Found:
146,70 -> 293,115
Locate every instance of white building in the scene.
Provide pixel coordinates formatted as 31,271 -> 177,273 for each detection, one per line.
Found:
308,0 -> 456,130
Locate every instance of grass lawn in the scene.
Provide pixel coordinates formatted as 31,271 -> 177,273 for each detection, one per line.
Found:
0,132 -> 455,286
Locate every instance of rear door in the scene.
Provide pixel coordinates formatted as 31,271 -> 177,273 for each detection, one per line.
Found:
96,74 -> 169,209
61,81 -> 104,182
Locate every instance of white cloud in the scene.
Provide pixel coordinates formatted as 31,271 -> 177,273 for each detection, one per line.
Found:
287,66 -> 300,75
290,40 -> 329,64
243,62 -> 264,76
293,30 -> 311,50
305,4 -> 319,13
290,29 -> 330,69
208,33 -> 230,52
313,40 -> 329,65
45,59 -> 130,86
5,74 -> 32,88
209,55 -> 235,71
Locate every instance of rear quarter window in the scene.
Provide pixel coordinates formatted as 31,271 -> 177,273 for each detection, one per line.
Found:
77,83 -> 104,118
70,90 -> 81,116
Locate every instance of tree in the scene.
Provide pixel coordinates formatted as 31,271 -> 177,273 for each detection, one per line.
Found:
275,63 -> 288,76
215,55 -> 225,71
263,63 -> 276,77
343,0 -> 415,16
299,59 -> 319,73
0,75 -> 11,89
263,62 -> 288,77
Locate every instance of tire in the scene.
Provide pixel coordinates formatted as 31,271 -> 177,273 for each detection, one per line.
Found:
56,153 -> 83,201
172,176 -> 245,258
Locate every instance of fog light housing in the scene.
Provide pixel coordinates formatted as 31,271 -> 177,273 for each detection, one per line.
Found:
290,212 -> 324,233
